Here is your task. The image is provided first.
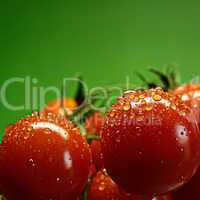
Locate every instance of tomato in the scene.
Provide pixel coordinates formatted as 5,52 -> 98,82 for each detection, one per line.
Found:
43,98 -> 77,116
90,140 -> 104,171
0,113 -> 91,200
85,112 -> 105,135
101,88 -> 200,195
174,83 -> 200,129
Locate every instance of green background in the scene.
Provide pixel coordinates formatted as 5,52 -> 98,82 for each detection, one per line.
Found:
0,0 -> 200,140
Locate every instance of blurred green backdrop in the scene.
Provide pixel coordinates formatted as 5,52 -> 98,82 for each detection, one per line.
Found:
0,0 -> 200,140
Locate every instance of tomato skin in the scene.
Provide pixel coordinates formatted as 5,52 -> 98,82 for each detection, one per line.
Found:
4,124 -> 14,135
174,83 -> 200,129
154,195 -> 172,200
102,88 -> 200,196
43,98 -> 77,116
0,113 -> 91,200
172,167 -> 200,200
90,140 -> 104,171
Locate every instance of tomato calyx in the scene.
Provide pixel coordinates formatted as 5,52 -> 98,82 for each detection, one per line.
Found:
136,66 -> 179,91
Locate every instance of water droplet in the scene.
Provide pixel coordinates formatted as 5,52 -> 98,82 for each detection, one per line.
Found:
141,100 -> 146,105
136,115 -> 144,122
136,126 -> 142,133
24,135 -> 29,140
109,112 -> 115,117
180,148 -> 184,152
110,123 -> 114,127
171,103 -> 177,110
123,103 -> 130,111
145,105 -> 153,111
98,185 -> 105,191
56,177 -> 60,182
28,158 -> 36,167
139,94 -> 145,99
153,94 -> 162,101
116,130 -> 120,134
180,111 -> 186,116
193,104 -> 198,108
27,127 -> 32,132
115,138 -> 121,143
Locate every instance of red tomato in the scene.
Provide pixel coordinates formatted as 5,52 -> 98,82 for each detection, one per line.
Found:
0,113 -> 91,200
102,88 -> 200,195
43,98 -> 77,116
85,112 -> 105,135
90,140 -> 104,171
174,83 -> 200,129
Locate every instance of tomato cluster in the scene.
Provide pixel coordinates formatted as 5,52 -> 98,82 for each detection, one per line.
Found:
0,82 -> 200,200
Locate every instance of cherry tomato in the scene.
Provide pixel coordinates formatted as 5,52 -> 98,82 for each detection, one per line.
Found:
174,83 -> 200,129
43,98 -> 77,116
102,88 -> 200,195
0,113 -> 91,200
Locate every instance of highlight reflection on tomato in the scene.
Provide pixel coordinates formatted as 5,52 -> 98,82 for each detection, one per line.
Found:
102,88 -> 200,195
0,113 -> 91,200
